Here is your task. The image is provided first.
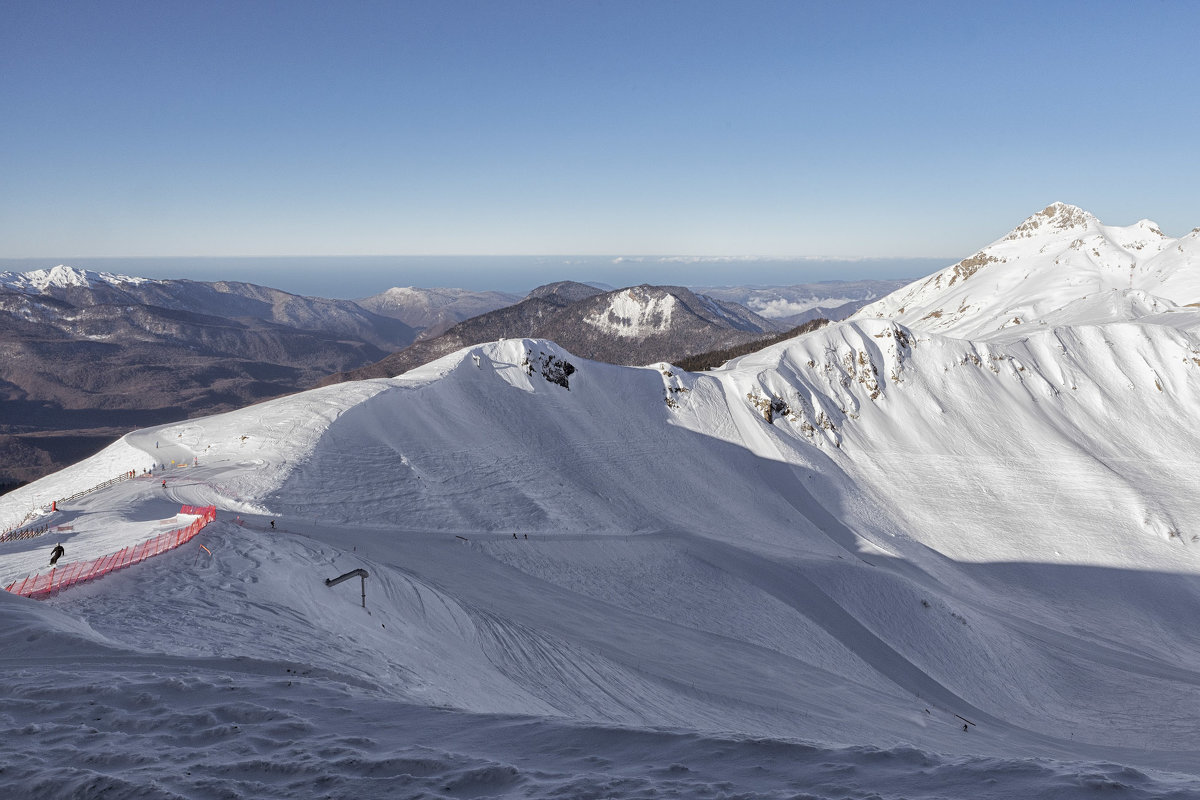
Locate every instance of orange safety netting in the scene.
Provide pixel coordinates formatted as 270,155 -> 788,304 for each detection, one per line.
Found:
3,506 -> 217,599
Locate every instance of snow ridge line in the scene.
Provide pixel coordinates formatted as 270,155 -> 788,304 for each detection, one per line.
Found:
3,505 -> 216,599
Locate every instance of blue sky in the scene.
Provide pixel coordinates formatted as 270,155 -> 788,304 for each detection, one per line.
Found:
2,1 -> 1198,287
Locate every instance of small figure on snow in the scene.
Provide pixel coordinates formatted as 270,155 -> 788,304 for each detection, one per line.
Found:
49,543 -> 64,566
270,520 -> 275,530
162,479 -> 166,488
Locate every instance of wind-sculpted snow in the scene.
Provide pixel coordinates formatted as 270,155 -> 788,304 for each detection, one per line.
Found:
6,213 -> 1200,795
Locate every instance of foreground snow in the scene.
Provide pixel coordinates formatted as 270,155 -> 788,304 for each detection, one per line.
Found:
5,208 -> 1200,796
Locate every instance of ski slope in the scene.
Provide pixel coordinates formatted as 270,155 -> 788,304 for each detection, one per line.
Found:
5,208 -> 1200,797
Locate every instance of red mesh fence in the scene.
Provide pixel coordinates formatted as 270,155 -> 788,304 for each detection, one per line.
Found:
3,506 -> 216,599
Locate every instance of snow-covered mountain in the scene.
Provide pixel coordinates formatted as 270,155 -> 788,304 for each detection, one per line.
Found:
5,208 -> 1200,796
1,265 -> 418,350
855,202 -> 1200,338
355,285 -> 522,339
0,263 -> 157,293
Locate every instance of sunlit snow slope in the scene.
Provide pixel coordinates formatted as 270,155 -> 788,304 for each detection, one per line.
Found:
856,202 -> 1200,338
5,206 -> 1200,798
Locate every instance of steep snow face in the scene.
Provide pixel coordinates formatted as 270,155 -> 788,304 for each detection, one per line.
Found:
584,286 -> 677,338
0,264 -> 156,293
719,313 -> 1200,571
854,203 -> 1199,339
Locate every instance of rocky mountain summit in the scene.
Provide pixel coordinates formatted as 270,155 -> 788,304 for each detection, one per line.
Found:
855,202 -> 1200,338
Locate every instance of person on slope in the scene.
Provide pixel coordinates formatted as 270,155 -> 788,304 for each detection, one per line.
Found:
49,543 -> 65,566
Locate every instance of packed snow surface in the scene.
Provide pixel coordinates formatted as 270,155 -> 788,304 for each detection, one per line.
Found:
5,207 -> 1200,797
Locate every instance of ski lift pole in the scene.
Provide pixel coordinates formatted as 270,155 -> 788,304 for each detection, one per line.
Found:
325,568 -> 369,608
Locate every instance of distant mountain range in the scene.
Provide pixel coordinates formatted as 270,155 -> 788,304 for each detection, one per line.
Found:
323,281 -> 792,384
355,279 -> 905,338
0,266 -> 416,488
0,268 -> 909,490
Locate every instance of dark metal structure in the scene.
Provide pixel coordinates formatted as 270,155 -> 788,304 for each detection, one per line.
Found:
325,568 -> 369,608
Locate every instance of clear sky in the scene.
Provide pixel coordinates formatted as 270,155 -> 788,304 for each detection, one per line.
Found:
2,1 -> 1198,285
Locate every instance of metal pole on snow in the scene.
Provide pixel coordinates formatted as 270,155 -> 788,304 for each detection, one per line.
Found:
324,568 -> 370,608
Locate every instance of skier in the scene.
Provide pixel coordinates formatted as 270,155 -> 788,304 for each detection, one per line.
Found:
161,479 -> 166,488
49,543 -> 64,566
270,520 -> 275,530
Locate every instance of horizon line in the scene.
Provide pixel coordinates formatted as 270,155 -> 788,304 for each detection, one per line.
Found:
0,254 -> 956,263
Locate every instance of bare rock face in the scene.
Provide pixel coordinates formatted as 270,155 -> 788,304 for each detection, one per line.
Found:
522,349 -> 576,390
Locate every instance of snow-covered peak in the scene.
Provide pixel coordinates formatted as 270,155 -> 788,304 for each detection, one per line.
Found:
378,286 -> 431,300
0,264 -> 156,294
854,205 -> 1196,339
1001,202 -> 1096,241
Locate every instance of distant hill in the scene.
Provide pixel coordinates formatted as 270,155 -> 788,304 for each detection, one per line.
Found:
355,285 -> 522,340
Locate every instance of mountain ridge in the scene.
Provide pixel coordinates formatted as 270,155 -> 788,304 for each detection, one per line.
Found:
324,281 -> 786,384
0,271 -> 418,488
